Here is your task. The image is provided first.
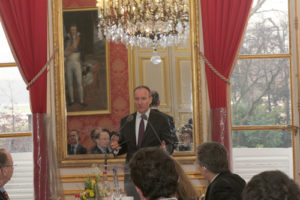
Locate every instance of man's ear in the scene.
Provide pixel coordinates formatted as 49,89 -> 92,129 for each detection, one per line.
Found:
135,186 -> 146,200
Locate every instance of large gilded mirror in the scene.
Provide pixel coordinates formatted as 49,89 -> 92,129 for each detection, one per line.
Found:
52,0 -> 202,167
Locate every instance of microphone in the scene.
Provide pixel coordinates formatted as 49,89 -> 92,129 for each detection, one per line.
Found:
141,114 -> 162,145
119,114 -> 134,133
112,115 -> 134,157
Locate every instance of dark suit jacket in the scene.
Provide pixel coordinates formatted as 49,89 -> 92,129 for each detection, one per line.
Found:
0,191 -> 8,200
118,110 -> 173,162
205,171 -> 245,200
90,146 -> 112,154
67,144 -> 87,155
151,109 -> 178,151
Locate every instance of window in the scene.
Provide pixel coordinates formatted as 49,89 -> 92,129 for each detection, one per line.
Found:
0,22 -> 34,199
230,0 -> 294,181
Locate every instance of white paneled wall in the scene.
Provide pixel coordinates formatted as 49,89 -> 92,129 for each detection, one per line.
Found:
232,148 -> 293,182
5,152 -> 34,200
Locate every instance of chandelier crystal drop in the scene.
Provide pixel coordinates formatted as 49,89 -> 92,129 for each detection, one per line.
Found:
96,0 -> 189,64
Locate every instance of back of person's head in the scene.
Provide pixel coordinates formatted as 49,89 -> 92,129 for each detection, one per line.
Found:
110,131 -> 119,138
0,149 -> 8,168
243,170 -> 300,200
150,91 -> 160,107
197,142 -> 229,173
129,147 -> 178,200
90,127 -> 102,140
173,159 -> 199,200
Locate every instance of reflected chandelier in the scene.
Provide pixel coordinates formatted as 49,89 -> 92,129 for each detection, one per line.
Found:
96,0 -> 190,64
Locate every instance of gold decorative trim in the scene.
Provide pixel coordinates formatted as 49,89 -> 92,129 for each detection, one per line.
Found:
128,46 -> 136,113
190,0 -> 203,146
60,171 -> 204,183
238,54 -> 291,59
0,132 -> 32,138
63,8 -> 97,12
53,0 -> 202,166
0,63 -> 16,67
232,126 -> 295,131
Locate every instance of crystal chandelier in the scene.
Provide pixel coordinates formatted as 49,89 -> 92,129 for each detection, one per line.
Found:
96,0 -> 189,64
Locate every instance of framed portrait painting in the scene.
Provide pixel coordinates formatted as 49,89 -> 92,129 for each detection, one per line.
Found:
63,9 -> 111,116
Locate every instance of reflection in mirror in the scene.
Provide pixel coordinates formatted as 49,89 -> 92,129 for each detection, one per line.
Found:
131,44 -> 194,152
54,0 -> 201,166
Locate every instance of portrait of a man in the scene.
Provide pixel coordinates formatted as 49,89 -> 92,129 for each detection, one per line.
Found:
63,10 -> 110,115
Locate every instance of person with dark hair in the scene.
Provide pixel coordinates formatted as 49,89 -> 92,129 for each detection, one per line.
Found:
129,147 -> 178,200
197,142 -> 245,200
90,127 -> 102,144
109,131 -> 120,150
0,149 -> 14,200
90,129 -> 112,154
67,130 -> 87,154
243,170 -> 300,200
178,128 -> 193,151
111,85 -> 173,199
150,90 -> 178,152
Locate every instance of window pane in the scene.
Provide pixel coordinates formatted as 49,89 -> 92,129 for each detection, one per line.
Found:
240,0 -> 289,55
0,67 -> 31,133
232,130 -> 292,148
232,130 -> 293,181
0,22 -> 15,63
231,58 -> 291,126
0,137 -> 33,200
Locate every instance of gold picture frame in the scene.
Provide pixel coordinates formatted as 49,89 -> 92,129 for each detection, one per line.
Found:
52,0 -> 203,167
63,8 -> 111,116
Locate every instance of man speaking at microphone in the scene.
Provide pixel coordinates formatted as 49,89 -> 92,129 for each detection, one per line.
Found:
111,85 -> 174,199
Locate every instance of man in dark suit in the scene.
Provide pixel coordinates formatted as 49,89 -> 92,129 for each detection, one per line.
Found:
150,90 -> 178,152
111,85 -> 173,199
67,130 -> 87,155
197,142 -> 245,200
0,149 -> 14,200
90,129 -> 112,154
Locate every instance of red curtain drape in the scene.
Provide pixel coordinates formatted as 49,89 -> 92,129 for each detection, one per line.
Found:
200,0 -> 252,153
0,1 -> 49,200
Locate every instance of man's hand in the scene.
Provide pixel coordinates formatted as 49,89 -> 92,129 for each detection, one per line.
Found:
111,140 -> 122,151
160,140 -> 166,150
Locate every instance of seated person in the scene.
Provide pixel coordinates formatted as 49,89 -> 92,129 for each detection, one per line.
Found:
67,130 -> 87,154
178,128 -> 193,151
90,127 -> 102,144
197,142 -> 245,200
109,131 -> 120,150
129,147 -> 178,200
243,170 -> 300,200
90,129 -> 112,154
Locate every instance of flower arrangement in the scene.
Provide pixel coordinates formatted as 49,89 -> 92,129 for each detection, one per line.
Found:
80,177 -> 96,200
80,174 -> 111,200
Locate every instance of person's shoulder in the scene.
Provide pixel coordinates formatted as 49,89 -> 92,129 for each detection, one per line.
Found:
150,109 -> 168,118
90,146 -> 98,153
213,172 -> 246,189
78,144 -> 87,151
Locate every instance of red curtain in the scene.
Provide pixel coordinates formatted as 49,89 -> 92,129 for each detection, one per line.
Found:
200,0 -> 252,152
0,1 -> 49,199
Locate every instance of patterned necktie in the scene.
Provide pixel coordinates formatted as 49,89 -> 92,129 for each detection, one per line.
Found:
137,118 -> 144,148
3,190 -> 10,200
